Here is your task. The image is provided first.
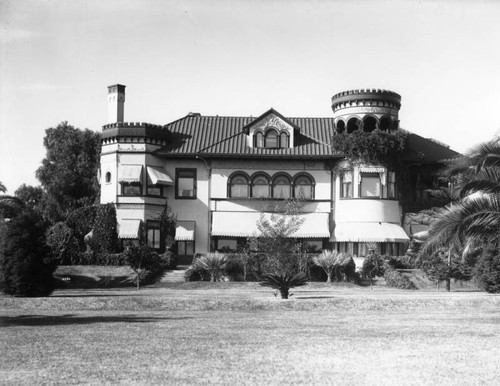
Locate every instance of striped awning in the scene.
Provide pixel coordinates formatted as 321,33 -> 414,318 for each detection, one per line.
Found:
175,221 -> 196,241
118,219 -> 142,239
211,212 -> 330,238
331,222 -> 409,243
118,165 -> 143,183
147,166 -> 173,185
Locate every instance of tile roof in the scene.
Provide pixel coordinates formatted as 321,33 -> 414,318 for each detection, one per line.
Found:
154,114 -> 460,162
156,115 -> 336,158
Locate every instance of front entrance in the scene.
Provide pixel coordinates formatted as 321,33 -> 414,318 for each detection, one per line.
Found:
176,240 -> 195,266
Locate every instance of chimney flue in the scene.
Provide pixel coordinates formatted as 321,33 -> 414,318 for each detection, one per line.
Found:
107,84 -> 126,124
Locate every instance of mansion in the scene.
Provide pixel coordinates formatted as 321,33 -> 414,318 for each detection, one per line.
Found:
100,85 -> 458,265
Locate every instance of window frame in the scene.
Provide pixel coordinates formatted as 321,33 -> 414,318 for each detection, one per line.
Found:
251,173 -> 271,198
121,182 -> 142,196
340,170 -> 353,199
264,128 -> 279,148
359,172 -> 382,198
228,173 -> 250,198
146,220 -> 161,250
293,173 -> 315,199
175,168 -> 197,199
272,173 -> 292,199
253,130 -> 264,148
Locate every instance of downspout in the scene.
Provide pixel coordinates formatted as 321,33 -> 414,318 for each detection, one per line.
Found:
196,156 -> 212,252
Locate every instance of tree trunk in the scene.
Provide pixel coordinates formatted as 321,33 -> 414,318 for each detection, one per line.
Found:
326,272 -> 332,283
280,287 -> 289,299
445,278 -> 451,292
136,274 -> 140,290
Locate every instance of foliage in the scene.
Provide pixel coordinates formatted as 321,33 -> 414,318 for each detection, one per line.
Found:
420,249 -> 473,291
0,209 -> 56,296
45,222 -> 80,264
0,181 -> 24,218
331,130 -> 408,168
256,198 -> 305,275
14,184 -> 48,219
312,250 -> 354,283
384,268 -> 417,290
473,247 -> 500,293
420,138 -> 500,258
361,248 -> 385,280
386,255 -> 413,270
90,203 -> 118,256
259,272 -> 308,299
66,205 -> 98,251
158,203 -> 177,253
192,252 -> 228,282
35,122 -> 101,222
123,245 -> 163,289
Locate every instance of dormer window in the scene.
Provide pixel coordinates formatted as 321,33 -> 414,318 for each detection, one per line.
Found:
253,128 -> 291,149
254,131 -> 264,147
280,132 -> 289,148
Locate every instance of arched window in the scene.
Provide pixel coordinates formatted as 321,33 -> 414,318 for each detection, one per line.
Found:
254,131 -> 264,148
273,174 -> 291,198
347,117 -> 360,133
105,172 -> 111,183
265,129 -> 278,148
336,120 -> 345,133
363,116 -> 377,133
294,174 -> 314,199
280,132 -> 289,148
379,116 -> 391,131
251,174 -> 270,198
229,174 -> 249,198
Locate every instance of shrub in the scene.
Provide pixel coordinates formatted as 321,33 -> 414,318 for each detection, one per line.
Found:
259,272 -> 308,299
312,250 -> 340,283
192,252 -> 228,282
361,250 -> 385,279
384,268 -> 416,290
90,203 -> 118,256
46,222 -> 80,264
0,209 -> 56,296
123,245 -> 163,289
474,248 -> 500,293
386,255 -> 412,270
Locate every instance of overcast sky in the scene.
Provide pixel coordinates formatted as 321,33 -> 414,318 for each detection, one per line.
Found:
1,0 -> 500,193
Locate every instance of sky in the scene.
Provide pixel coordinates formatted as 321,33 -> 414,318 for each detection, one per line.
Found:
1,0 -> 500,194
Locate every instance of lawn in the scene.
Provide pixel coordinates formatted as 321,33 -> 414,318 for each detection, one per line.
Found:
1,284 -> 500,385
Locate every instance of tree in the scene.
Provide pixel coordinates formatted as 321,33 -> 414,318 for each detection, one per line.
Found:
36,122 -> 101,222
123,245 -> 162,289
420,139 -> 500,258
90,203 -> 118,256
474,247 -> 500,293
361,246 -> 385,289
0,181 -> 24,218
0,209 -> 55,297
312,249 -> 348,283
255,198 -> 305,275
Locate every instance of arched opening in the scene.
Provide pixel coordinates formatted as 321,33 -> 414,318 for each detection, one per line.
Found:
347,117 -> 360,134
254,131 -> 264,148
272,174 -> 291,198
363,116 -> 377,133
105,172 -> 111,183
379,116 -> 392,131
280,132 -> 289,148
391,120 -> 399,131
229,173 -> 249,198
264,129 -> 279,148
251,174 -> 270,198
336,120 -> 345,134
293,174 -> 314,199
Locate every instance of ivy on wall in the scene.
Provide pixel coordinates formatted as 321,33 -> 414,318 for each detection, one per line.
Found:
332,130 -> 408,168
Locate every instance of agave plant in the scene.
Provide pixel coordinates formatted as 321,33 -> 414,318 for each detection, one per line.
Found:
259,272 -> 308,299
192,252 -> 228,282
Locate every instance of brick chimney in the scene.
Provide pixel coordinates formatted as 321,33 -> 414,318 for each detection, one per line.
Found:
107,84 -> 126,124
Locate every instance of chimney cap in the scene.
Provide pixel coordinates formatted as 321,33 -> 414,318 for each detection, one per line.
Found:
108,84 -> 126,93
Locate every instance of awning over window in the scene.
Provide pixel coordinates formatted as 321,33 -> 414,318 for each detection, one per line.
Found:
175,221 -> 196,241
147,166 -> 173,186
211,212 -> 330,238
331,222 -> 409,243
118,165 -> 143,183
118,219 -> 142,239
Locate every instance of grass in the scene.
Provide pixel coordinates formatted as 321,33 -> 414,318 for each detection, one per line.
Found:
1,283 -> 500,385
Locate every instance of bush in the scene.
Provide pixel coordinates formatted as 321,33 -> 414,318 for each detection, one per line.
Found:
386,255 -> 412,270
259,272 -> 308,299
384,268 -> 416,290
0,209 -> 56,296
46,222 -> 80,264
123,245 -> 163,289
474,248 -> 500,293
192,252 -> 228,282
361,250 -> 385,280
90,203 -> 118,256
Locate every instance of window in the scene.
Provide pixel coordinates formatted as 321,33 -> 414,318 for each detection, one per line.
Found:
121,182 -> 141,196
272,175 -> 291,198
359,173 -> 381,197
176,169 -> 196,199
254,131 -> 264,148
105,172 -> 111,184
264,129 -> 278,148
294,174 -> 314,199
303,240 -> 323,253
147,184 -> 163,197
280,132 -> 289,148
216,238 -> 238,252
229,174 -> 249,198
251,174 -> 270,198
387,171 -> 396,199
340,171 -> 352,198
178,241 -> 194,256
147,221 -> 161,249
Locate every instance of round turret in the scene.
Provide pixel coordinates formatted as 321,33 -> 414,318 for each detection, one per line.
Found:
331,89 -> 401,134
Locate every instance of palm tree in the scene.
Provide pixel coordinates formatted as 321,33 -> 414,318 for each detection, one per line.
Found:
312,249 -> 346,283
0,181 -> 24,217
420,138 -> 500,257
259,272 -> 308,299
